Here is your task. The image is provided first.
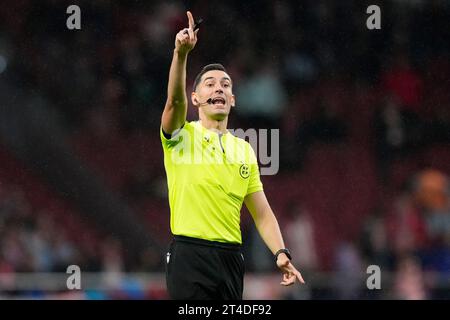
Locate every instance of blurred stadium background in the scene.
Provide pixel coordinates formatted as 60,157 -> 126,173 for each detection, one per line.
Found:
0,0 -> 449,299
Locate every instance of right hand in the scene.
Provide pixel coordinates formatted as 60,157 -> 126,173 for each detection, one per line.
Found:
175,11 -> 199,55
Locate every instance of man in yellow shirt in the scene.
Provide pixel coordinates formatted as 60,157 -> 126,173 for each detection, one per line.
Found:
161,11 -> 305,300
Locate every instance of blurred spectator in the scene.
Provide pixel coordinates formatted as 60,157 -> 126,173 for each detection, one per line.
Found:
386,189 -> 429,256
284,203 -> 318,272
376,52 -> 426,177
414,170 -> 449,213
374,95 -> 406,182
235,60 -> 287,129
333,241 -> 363,300
100,237 -> 125,295
374,91 -> 432,186
413,170 -> 449,242
360,206 -> 392,270
381,52 -> 424,114
27,213 -> 58,272
282,203 -> 317,300
414,170 -> 450,281
392,255 -> 428,300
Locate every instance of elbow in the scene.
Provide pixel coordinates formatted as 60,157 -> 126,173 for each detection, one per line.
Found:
165,98 -> 186,109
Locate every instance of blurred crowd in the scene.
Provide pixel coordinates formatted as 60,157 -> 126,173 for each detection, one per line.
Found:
0,183 -> 78,274
0,0 -> 450,299
0,180 -> 166,299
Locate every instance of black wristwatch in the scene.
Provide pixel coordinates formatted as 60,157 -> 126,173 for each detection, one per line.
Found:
275,248 -> 292,262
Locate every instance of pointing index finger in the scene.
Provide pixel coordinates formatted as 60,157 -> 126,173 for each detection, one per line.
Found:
187,11 -> 194,30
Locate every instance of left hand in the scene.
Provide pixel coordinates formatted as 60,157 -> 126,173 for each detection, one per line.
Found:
277,254 -> 305,286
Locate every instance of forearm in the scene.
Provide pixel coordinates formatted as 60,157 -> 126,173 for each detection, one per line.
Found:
253,208 -> 286,255
166,49 -> 188,107
163,50 -> 189,132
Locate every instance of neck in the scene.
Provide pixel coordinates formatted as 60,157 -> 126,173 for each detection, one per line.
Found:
198,116 -> 228,134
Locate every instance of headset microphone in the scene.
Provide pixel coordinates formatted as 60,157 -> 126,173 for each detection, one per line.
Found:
198,98 -> 212,106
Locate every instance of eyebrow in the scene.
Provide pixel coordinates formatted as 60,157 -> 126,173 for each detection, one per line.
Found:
203,77 -> 232,83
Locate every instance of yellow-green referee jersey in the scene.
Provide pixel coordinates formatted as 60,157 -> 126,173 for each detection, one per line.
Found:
160,120 -> 263,244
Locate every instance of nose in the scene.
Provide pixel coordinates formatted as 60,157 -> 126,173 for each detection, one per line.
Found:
214,84 -> 223,94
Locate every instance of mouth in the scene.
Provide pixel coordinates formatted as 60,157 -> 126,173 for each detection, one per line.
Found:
211,97 -> 226,106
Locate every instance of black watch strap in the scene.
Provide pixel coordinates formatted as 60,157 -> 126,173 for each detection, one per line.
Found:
275,248 -> 292,261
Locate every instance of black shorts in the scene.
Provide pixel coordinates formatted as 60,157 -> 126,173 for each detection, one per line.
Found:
166,235 -> 245,300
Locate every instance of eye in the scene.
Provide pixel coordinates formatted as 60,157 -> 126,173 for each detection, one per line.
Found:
223,83 -> 230,88
206,83 -> 214,87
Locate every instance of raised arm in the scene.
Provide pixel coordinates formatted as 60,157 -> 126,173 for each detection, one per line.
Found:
245,190 -> 305,286
161,11 -> 199,135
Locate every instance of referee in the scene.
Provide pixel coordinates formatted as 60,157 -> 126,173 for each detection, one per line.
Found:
161,11 -> 305,300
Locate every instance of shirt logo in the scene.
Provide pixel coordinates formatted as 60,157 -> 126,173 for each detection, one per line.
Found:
239,164 -> 250,179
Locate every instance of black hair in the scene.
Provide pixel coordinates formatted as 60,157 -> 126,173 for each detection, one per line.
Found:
192,63 -> 228,91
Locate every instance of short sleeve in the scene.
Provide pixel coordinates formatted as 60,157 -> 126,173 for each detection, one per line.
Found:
160,123 -> 186,151
246,144 -> 263,195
